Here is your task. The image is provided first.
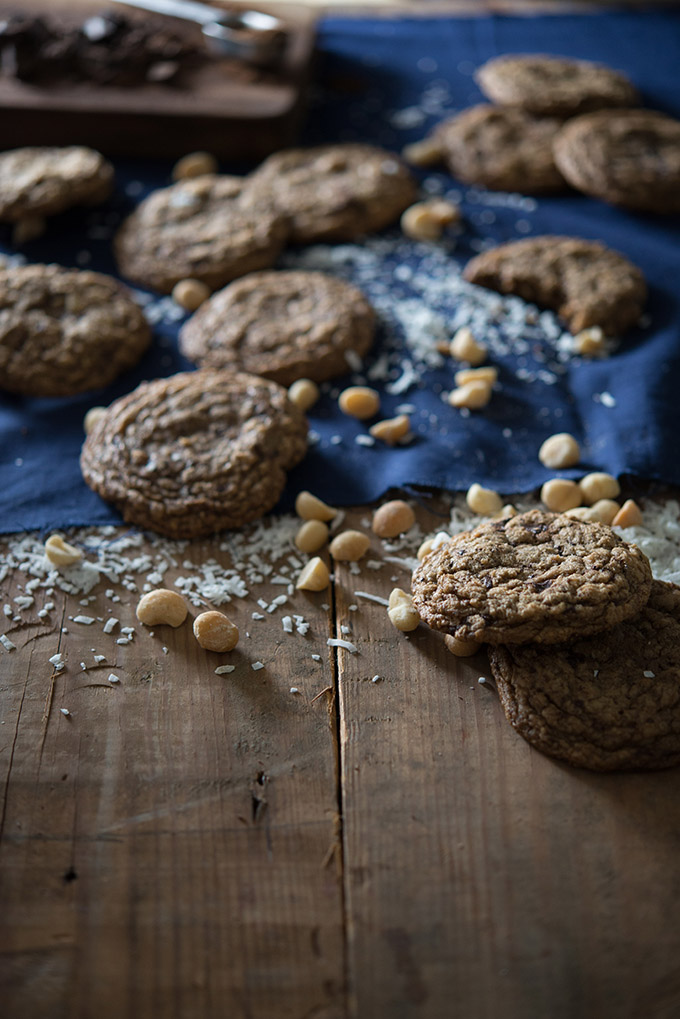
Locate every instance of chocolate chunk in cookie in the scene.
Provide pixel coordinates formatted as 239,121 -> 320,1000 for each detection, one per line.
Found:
464,235 -> 646,335
434,105 -> 566,194
114,175 -> 289,294
241,144 -> 417,243
553,109 -> 680,213
80,371 -> 308,538
489,581 -> 680,771
411,509 -> 652,645
0,263 -> 151,397
179,270 -> 376,386
0,146 -> 113,222
475,54 -> 639,117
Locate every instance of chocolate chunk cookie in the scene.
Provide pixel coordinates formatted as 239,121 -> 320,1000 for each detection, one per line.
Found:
435,105 -> 566,194
0,263 -> 151,397
553,109 -> 680,213
179,270 -> 376,386
475,54 -> 639,117
489,581 -> 680,771
241,144 -> 417,243
80,370 -> 308,538
114,175 -> 289,293
464,235 -> 646,334
411,509 -> 652,645
0,146 -> 114,222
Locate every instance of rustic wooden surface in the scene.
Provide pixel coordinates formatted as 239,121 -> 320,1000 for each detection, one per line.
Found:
1,505 -> 679,1019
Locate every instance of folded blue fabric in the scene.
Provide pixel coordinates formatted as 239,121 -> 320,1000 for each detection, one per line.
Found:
1,10 -> 679,533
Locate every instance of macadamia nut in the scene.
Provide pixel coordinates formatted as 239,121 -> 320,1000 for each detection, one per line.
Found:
372,500 -> 416,538
295,491 -> 337,522
295,519 -> 329,554
288,378 -> 320,412
538,433 -> 581,469
193,610 -> 239,652
338,386 -> 381,420
579,472 -> 620,505
329,530 -> 370,562
387,588 -> 420,632
444,634 -> 481,657
448,379 -> 492,410
136,589 -> 188,628
401,138 -> 444,167
45,534 -> 82,567
172,151 -> 218,180
449,327 -> 487,366
369,414 -> 411,445
296,557 -> 330,591
541,478 -> 582,513
172,278 -> 211,311
466,483 -> 502,516
612,499 -> 643,528
83,406 -> 106,435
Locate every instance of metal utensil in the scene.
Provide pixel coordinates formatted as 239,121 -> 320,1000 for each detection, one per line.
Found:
112,0 -> 287,67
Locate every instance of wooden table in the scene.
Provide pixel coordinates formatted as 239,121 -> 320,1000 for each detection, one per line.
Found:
2,501 -> 679,1019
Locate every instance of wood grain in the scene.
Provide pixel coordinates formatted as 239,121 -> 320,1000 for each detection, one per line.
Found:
0,535 -> 345,1019
2,505 -> 680,1018
333,507 -> 680,1019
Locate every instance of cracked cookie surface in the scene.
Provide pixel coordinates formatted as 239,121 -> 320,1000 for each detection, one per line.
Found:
0,146 -> 114,222
80,370 -> 308,538
0,263 -> 151,397
475,54 -> 639,117
241,143 -> 417,243
114,175 -> 289,293
411,509 -> 652,645
464,235 -> 646,335
435,105 -> 566,194
553,109 -> 680,213
179,270 -> 375,386
489,581 -> 680,771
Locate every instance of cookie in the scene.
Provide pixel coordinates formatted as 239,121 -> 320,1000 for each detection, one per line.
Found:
435,105 -> 566,194
553,109 -> 680,213
411,509 -> 652,645
488,581 -> 680,772
114,175 -> 289,294
179,270 -> 376,386
463,236 -> 646,335
475,54 -> 639,117
0,263 -> 151,397
80,370 -> 308,538
0,146 -> 114,223
240,144 -> 417,243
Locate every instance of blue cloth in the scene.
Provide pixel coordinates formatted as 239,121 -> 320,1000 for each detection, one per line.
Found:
1,11 -> 680,533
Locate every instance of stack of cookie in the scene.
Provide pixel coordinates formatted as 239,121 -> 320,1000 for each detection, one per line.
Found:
428,53 -> 680,213
411,509 -> 680,772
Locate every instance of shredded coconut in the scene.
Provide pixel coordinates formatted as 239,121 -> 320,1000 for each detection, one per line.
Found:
327,637 -> 359,653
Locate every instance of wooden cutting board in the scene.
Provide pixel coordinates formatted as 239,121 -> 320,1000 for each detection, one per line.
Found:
0,1 -> 317,162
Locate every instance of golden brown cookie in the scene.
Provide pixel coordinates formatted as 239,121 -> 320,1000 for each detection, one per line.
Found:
435,105 -> 566,194
411,509 -> 652,645
114,175 -> 289,293
80,371 -> 308,538
241,143 -> 417,243
179,270 -> 376,386
489,581 -> 680,772
0,263 -> 151,397
553,109 -> 680,213
0,146 -> 114,222
475,54 -> 639,117
463,235 -> 647,334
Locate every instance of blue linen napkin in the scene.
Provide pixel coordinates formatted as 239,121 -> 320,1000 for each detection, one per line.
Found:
1,10 -> 679,533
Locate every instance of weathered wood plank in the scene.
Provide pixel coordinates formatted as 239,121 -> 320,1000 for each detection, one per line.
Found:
0,531 -> 346,1019
335,506 -> 680,1019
